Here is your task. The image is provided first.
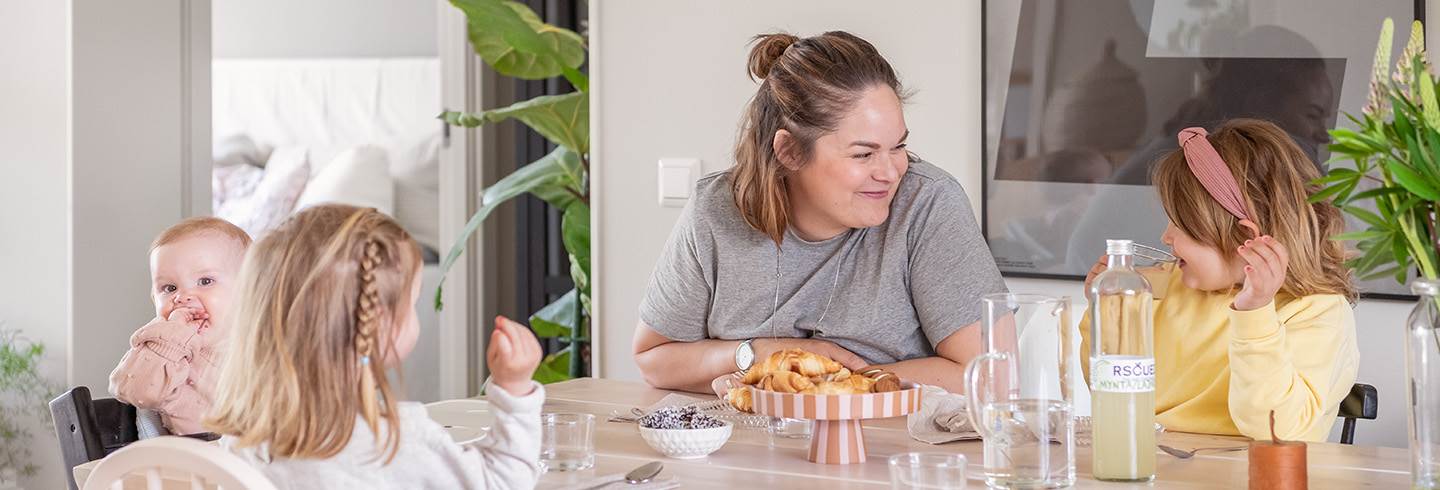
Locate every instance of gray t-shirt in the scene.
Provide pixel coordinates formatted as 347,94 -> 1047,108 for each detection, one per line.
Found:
640,159 -> 1007,364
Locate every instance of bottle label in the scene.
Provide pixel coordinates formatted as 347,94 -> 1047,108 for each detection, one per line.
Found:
1091,357 -> 1155,393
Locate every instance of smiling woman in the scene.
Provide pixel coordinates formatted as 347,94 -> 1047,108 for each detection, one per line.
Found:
631,31 -> 1007,394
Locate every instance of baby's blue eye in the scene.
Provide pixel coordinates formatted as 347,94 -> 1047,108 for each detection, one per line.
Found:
199,277 -> 215,286
160,285 -> 177,294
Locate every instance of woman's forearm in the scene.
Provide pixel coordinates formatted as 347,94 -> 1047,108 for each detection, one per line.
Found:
868,356 -> 966,393
634,338 -> 741,393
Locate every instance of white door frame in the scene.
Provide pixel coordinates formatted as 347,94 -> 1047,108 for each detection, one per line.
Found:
437,0 -> 488,397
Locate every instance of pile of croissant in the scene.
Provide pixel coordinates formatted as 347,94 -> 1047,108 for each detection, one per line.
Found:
727,349 -> 902,412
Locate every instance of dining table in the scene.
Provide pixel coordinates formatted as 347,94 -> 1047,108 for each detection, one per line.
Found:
74,377 -> 1413,489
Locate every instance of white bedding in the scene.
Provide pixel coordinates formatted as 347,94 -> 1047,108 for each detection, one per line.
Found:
212,57 -> 442,250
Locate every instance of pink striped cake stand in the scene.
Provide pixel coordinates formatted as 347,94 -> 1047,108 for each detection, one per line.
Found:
748,382 -> 922,465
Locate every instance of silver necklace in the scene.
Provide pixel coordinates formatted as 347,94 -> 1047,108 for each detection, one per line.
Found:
770,229 -> 856,339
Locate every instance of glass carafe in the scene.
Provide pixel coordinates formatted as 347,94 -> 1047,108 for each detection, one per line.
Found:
965,293 -> 1077,489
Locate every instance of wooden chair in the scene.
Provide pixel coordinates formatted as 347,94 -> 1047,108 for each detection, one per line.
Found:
81,436 -> 276,490
1338,383 -> 1379,445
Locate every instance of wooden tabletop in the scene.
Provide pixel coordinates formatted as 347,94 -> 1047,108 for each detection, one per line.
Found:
74,377 -> 1412,489
539,378 -> 1411,489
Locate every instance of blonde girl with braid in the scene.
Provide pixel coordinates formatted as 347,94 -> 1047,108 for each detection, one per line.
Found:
207,204 -> 545,489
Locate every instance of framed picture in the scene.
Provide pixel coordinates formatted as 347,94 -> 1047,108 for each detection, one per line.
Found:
982,0 -> 1424,298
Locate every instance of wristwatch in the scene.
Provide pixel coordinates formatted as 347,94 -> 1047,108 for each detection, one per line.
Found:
735,339 -> 756,372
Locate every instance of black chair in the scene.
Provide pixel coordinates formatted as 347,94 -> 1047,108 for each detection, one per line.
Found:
49,386 -> 138,490
1338,383 -> 1379,445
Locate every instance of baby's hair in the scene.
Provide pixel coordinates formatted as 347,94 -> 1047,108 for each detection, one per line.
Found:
1153,118 -> 1355,301
151,216 -> 251,252
206,204 -> 421,463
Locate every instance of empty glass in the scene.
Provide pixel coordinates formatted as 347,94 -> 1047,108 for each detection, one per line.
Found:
767,416 -> 813,447
964,294 -> 1077,489
889,452 -> 968,489
540,413 -> 595,471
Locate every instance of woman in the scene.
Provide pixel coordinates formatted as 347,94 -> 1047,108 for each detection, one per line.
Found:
633,31 -> 1006,393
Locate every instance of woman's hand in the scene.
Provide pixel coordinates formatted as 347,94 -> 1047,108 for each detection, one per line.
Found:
752,337 -> 868,371
488,316 -> 543,396
1233,235 -> 1288,311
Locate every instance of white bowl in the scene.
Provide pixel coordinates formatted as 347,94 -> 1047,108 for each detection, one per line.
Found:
638,422 -> 733,459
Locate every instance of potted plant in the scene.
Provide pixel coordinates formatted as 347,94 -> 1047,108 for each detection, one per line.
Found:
1312,18 -> 1440,488
435,0 -> 590,384
0,325 -> 60,487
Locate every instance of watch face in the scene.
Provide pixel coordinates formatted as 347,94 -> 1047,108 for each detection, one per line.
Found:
736,342 -> 755,370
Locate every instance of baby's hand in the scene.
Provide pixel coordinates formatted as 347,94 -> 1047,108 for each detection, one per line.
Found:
1234,235 -> 1289,311
487,316 -> 542,396
131,316 -> 203,361
166,307 -> 209,332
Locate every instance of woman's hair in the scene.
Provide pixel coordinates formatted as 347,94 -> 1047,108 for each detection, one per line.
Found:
1153,118 -> 1355,301
731,31 -> 907,244
206,204 -> 422,462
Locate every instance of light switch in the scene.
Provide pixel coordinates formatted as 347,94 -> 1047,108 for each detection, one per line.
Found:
658,158 -> 699,207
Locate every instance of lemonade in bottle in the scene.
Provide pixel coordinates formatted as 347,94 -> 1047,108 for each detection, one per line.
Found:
1088,239 -> 1156,482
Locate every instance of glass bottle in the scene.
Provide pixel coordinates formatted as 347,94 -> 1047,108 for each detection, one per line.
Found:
1407,279 -> 1440,488
1087,239 -> 1156,482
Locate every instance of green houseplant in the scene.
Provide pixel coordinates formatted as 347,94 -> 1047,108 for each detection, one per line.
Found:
435,0 -> 590,384
0,326 -> 60,484
1312,18 -> 1440,488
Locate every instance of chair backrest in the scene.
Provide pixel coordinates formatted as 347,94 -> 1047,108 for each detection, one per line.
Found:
50,387 -> 138,490
82,436 -> 277,490
1338,383 -> 1378,445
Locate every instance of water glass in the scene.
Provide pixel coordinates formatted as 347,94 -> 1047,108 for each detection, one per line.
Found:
767,416 -> 813,447
540,413 -> 595,471
889,453 -> 968,489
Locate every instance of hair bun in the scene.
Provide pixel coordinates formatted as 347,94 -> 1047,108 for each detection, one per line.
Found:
748,33 -> 799,80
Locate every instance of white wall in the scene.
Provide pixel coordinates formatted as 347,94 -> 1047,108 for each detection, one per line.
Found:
0,2 -> 71,487
213,0 -> 437,58
0,2 -> 206,487
71,0 -> 210,402
594,0 -> 1426,448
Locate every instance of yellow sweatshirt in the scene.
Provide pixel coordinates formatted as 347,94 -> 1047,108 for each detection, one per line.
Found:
1081,264 -> 1359,442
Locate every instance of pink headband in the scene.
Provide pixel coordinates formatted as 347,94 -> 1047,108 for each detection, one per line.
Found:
1178,127 -> 1250,221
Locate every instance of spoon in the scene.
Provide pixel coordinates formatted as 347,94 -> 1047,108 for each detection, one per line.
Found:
625,461 -> 664,484
1159,444 -> 1247,459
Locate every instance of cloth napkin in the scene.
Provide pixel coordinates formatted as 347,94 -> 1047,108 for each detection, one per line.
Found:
551,473 -> 681,490
907,385 -> 981,444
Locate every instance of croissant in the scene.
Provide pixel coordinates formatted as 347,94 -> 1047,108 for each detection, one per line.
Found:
803,380 -> 867,395
727,387 -> 754,412
841,373 -> 875,392
792,350 -> 843,377
742,349 -> 798,384
763,370 -> 815,393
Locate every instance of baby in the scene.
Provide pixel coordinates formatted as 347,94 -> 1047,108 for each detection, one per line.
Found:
109,217 -> 251,436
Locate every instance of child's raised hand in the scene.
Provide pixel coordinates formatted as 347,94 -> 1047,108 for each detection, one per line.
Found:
487,316 -> 542,396
1233,235 -> 1289,311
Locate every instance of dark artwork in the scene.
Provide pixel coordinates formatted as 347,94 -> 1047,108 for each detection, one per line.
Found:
983,0 -> 1418,296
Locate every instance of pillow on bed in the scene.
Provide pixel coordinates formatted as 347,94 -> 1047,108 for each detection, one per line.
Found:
217,147 -> 310,239
214,133 -> 273,168
390,134 -> 441,251
296,145 -> 395,216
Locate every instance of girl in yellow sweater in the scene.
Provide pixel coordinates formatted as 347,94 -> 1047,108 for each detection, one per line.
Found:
1083,118 -> 1358,442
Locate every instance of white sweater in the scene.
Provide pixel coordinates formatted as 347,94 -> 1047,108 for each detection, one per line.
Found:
224,383 -> 544,490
